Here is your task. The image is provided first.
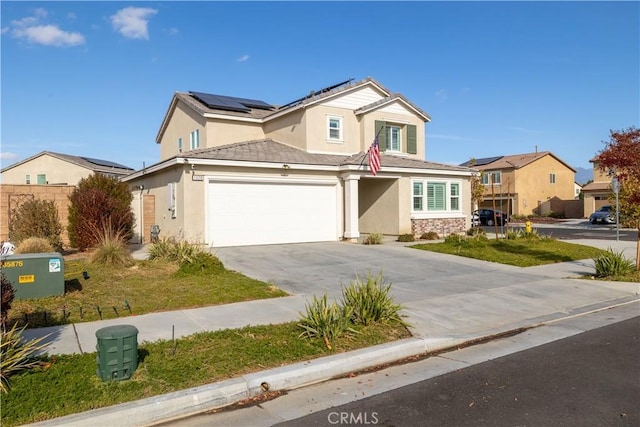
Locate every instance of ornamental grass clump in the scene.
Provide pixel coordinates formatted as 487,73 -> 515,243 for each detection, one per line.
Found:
148,238 -> 204,265
593,248 -> 636,278
89,223 -> 134,267
298,294 -> 357,350
14,237 -> 54,254
0,324 -> 50,393
340,271 -> 408,327
363,232 -> 383,245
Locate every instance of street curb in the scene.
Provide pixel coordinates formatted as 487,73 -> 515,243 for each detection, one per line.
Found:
26,336 -> 464,427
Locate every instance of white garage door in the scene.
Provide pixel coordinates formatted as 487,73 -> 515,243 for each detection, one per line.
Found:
207,180 -> 339,247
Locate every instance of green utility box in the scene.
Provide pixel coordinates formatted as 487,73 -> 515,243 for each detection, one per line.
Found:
1,252 -> 64,300
96,325 -> 139,382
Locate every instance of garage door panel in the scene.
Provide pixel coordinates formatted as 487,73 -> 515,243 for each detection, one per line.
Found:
208,181 -> 338,247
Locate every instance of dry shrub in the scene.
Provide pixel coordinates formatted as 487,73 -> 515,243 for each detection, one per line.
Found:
14,237 -> 55,254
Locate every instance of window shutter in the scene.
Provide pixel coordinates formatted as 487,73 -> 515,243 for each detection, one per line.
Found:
375,120 -> 387,151
406,125 -> 417,154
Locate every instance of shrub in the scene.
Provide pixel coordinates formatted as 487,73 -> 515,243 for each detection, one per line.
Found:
420,231 -> 440,240
363,233 -> 383,245
14,237 -> 54,254
176,252 -> 225,276
594,248 -> 636,278
340,271 -> 407,327
298,294 -> 357,349
8,199 -> 63,251
0,324 -> 50,393
444,233 -> 467,245
89,224 -> 134,267
68,174 -> 134,250
1,272 -> 15,331
466,227 -> 486,237
397,234 -> 415,242
148,238 -> 205,264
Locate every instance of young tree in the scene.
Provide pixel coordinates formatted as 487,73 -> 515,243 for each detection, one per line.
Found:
8,199 -> 63,251
68,174 -> 134,250
596,127 -> 640,269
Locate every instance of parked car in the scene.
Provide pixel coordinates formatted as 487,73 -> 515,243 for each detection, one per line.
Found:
589,205 -> 615,224
473,209 -> 509,226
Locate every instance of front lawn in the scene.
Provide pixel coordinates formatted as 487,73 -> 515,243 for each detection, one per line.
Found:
8,257 -> 288,329
411,237 -> 607,267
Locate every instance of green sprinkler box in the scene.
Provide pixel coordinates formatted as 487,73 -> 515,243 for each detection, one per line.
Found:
1,252 -> 64,300
96,325 -> 139,382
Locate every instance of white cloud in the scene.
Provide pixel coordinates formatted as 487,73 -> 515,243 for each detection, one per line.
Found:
13,25 -> 85,47
237,54 -> 249,62
435,89 -> 448,101
0,152 -> 19,160
168,27 -> 179,36
8,8 -> 85,47
110,7 -> 157,40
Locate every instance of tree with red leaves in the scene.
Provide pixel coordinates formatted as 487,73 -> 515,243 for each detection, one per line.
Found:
596,127 -> 640,269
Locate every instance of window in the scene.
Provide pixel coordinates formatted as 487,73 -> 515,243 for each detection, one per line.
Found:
412,180 -> 462,212
374,121 -> 417,154
413,182 -> 423,211
327,116 -> 343,141
25,174 -> 30,184
178,137 -> 183,153
482,171 -> 501,185
189,129 -> 200,150
387,125 -> 401,151
550,173 -> 556,184
450,183 -> 460,210
37,174 -> 46,185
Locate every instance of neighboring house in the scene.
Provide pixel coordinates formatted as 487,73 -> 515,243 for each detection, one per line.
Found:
0,151 -> 134,185
581,156 -> 614,217
123,77 -> 476,247
460,151 -> 577,217
574,182 -> 583,200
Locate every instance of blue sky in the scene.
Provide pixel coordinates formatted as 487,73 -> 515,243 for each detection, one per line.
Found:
2,1 -> 638,175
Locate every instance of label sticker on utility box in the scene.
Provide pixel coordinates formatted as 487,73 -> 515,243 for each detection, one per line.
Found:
19,275 -> 35,284
49,258 -> 61,273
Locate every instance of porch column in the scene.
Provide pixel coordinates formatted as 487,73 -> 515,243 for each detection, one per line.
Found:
343,174 -> 360,241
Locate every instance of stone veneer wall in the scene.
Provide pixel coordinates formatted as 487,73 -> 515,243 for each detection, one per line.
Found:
411,217 -> 465,237
0,184 -> 75,245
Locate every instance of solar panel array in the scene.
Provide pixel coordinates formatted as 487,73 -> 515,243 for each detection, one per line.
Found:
190,91 -> 273,113
81,157 -> 133,170
460,156 -> 504,167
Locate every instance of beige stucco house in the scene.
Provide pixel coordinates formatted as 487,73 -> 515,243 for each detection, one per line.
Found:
123,77 -> 476,247
581,157 -> 614,217
0,151 -> 134,185
461,151 -> 577,217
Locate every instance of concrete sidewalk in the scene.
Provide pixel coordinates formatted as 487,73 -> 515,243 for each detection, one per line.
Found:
23,238 -> 639,426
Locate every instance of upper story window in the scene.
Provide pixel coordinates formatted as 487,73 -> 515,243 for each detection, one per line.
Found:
189,129 -> 200,150
327,116 -> 343,142
25,174 -> 31,184
550,173 -> 556,184
412,180 -> 462,212
37,174 -> 46,185
481,171 -> 501,185
178,137 -> 183,153
374,120 -> 417,155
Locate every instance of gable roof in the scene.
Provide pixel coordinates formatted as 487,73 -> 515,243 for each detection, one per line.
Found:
125,139 -> 473,181
0,151 -> 134,175
460,151 -> 576,173
157,77 -> 430,143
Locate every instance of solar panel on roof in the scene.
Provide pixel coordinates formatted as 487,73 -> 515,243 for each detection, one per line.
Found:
190,92 -> 274,113
80,157 -> 132,170
461,156 -> 504,167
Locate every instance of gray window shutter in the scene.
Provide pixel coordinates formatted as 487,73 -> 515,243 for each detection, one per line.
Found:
407,124 -> 417,154
375,120 -> 387,151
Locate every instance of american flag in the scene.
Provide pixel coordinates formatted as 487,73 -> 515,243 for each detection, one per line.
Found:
368,137 -> 381,176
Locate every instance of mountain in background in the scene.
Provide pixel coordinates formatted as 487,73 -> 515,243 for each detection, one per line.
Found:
575,167 -> 592,185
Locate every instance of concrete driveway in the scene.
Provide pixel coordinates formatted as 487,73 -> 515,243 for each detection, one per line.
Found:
214,241 -> 639,339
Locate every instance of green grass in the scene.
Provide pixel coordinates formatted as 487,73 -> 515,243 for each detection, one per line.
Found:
1,321 -> 410,426
412,237 -> 608,267
8,258 -> 287,328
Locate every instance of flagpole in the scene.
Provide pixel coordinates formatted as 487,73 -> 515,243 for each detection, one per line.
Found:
359,126 -> 385,170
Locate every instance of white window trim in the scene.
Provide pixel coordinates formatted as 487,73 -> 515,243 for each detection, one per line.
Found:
386,125 -> 402,153
411,178 -> 463,215
326,115 -> 343,143
482,171 -> 502,185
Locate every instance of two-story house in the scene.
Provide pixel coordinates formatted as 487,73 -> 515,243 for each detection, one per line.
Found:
460,151 -> 577,217
123,77 -> 476,247
580,156 -> 614,217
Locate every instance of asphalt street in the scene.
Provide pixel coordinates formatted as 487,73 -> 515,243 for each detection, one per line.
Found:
275,316 -> 640,427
